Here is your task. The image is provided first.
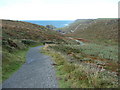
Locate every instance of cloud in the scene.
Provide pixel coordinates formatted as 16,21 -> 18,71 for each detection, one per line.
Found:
0,0 -> 118,20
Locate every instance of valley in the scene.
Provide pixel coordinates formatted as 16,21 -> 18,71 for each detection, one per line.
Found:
1,18 -> 119,88
42,18 -> 119,88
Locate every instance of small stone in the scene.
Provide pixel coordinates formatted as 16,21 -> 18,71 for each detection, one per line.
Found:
56,77 -> 62,80
51,63 -> 57,66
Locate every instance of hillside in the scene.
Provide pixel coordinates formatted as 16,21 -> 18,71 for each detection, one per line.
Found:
63,18 -> 118,45
1,19 -> 119,88
61,19 -> 95,33
41,18 -> 119,88
2,20 -> 66,43
1,19 -> 70,81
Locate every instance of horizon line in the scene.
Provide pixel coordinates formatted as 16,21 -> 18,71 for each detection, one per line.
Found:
1,18 -> 118,21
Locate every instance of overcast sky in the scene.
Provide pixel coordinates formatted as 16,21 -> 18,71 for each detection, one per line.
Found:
0,0 -> 119,20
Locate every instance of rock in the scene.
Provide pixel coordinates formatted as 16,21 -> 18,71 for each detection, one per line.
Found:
51,63 -> 57,66
56,77 -> 62,80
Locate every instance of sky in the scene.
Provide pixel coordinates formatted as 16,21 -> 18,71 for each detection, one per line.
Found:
0,0 -> 119,20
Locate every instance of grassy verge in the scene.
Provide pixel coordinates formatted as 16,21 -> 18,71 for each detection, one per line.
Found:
2,38 -> 43,82
41,48 -> 72,88
2,48 -> 29,81
49,44 -> 118,72
41,44 -> 118,88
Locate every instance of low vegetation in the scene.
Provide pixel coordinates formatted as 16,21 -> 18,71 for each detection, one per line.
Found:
2,48 -> 28,81
2,20 -> 66,43
2,38 -> 43,81
63,18 -> 118,45
41,18 -> 118,88
2,19 -> 119,88
42,44 -> 118,88
1,19 -> 67,82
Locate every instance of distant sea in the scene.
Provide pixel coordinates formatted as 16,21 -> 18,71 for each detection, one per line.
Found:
22,20 -> 74,28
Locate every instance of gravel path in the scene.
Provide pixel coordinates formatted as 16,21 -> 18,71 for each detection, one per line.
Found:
2,46 -> 58,88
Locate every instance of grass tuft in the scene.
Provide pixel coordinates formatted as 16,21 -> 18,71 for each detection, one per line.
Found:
41,44 -> 118,88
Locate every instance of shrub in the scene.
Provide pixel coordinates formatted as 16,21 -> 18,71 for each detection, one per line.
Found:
21,39 -> 38,45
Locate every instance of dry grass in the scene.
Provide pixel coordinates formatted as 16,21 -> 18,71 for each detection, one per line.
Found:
42,45 -> 118,88
64,19 -> 118,45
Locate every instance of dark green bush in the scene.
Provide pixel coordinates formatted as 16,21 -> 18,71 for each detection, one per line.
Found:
21,39 -> 38,45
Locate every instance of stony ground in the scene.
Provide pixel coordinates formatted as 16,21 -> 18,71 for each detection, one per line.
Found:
2,46 -> 58,88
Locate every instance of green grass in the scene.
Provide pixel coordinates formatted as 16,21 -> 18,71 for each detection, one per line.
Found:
1,19 -> 68,84
49,43 -> 118,71
2,41 -> 43,83
63,19 -> 118,45
2,48 -> 28,82
41,44 -> 118,88
56,66 -> 72,88
41,48 -> 72,88
29,43 -> 43,47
